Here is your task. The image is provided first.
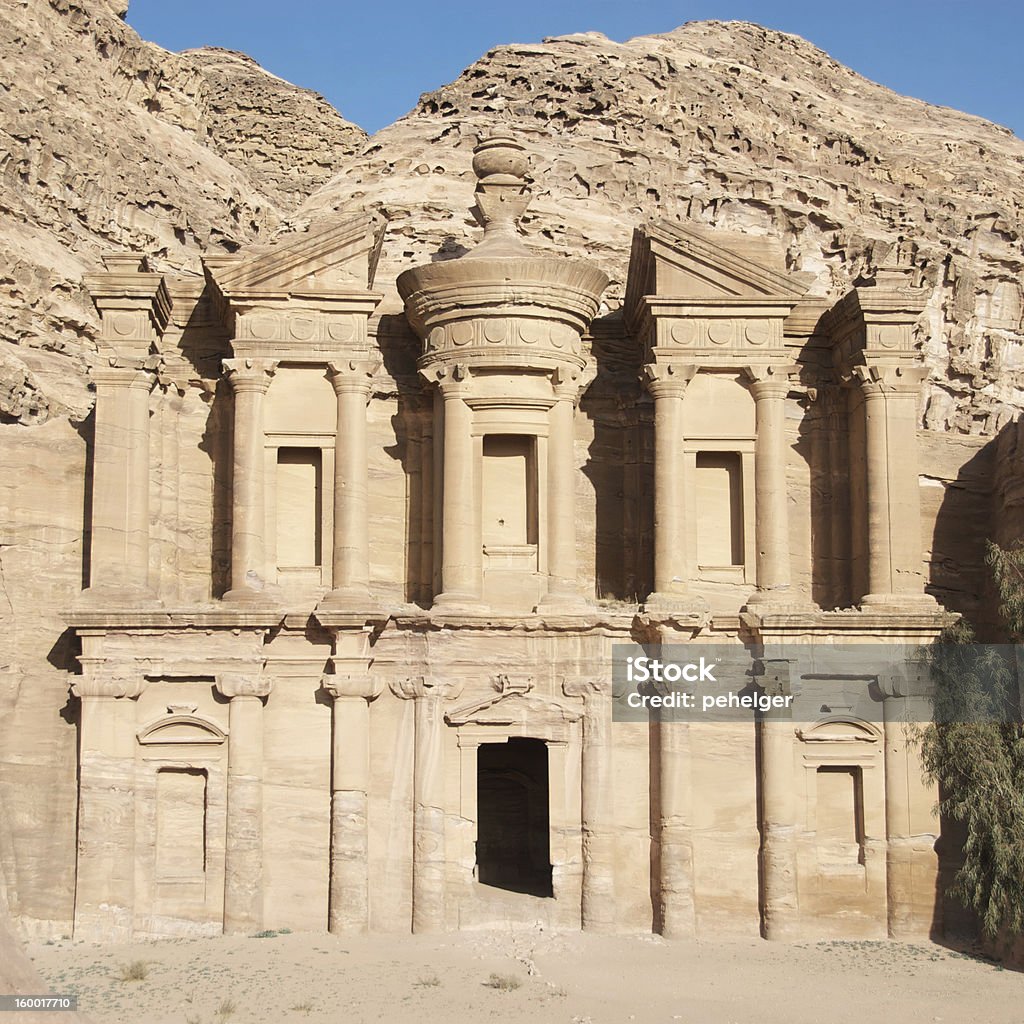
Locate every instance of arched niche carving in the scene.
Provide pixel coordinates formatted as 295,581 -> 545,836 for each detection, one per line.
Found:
137,711 -> 228,746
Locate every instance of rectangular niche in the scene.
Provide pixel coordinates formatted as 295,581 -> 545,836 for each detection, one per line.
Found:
696,451 -> 743,568
276,447 -> 323,568
815,765 -> 864,862
156,768 -> 207,881
482,435 -> 537,548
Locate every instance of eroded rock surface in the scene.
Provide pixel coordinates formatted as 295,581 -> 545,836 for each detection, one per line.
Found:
298,22 -> 1024,434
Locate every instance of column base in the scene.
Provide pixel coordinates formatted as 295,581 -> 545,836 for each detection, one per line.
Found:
860,592 -> 940,611
744,587 -> 817,614
317,586 -> 378,614
223,583 -> 282,606
76,584 -> 161,609
643,591 -> 709,620
535,586 -> 590,613
430,591 -> 488,615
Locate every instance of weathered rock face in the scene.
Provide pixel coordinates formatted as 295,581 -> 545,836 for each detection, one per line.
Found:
0,0 -> 363,425
297,22 -> 1024,435
177,48 -> 367,209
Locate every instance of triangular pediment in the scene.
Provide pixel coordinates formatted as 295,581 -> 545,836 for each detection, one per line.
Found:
446,689 -> 582,728
204,214 -> 385,299
627,220 -> 808,304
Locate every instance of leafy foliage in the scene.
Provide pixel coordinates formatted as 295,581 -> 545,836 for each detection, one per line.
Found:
920,541 -> 1024,938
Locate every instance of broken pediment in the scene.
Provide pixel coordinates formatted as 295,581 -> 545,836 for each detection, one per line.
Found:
446,688 -> 582,729
203,214 -> 385,302
625,220 -> 809,309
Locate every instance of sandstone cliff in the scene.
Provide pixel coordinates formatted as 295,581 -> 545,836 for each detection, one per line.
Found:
1,0 -> 1023,944
297,23 -> 1024,435
0,0 -> 364,425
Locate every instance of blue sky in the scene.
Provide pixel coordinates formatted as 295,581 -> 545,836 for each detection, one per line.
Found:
128,1 -> 1023,137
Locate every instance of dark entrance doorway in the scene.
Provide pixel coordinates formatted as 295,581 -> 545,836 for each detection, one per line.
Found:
476,738 -> 553,897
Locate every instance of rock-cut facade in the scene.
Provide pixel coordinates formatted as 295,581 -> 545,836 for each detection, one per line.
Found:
67,134 -> 955,943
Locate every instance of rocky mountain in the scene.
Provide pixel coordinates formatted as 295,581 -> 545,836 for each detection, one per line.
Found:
296,22 -> 1024,435
0,0 -> 364,424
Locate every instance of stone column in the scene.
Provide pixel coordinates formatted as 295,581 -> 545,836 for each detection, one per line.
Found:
324,673 -> 381,933
434,374 -> 481,608
562,676 -> 615,930
758,660 -> 799,939
857,367 -> 933,606
747,365 -> 793,604
72,673 -> 144,941
644,363 -> 695,609
878,666 -> 936,938
223,359 -> 278,602
324,359 -> 376,607
87,364 -> 157,599
657,714 -> 696,938
217,672 -> 272,934
540,368 -> 587,608
390,676 -> 462,933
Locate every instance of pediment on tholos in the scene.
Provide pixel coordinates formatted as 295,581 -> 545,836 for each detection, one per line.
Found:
203,214 -> 385,302
627,219 -> 810,303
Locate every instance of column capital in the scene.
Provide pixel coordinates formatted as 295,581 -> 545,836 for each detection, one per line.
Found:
216,673 -> 273,700
744,363 -> 798,398
90,362 -> 158,391
853,363 -> 929,396
327,358 -> 379,396
550,362 -> 594,402
223,358 -> 279,393
390,675 -> 464,702
643,361 -> 696,399
72,674 -> 146,699
323,674 -> 383,701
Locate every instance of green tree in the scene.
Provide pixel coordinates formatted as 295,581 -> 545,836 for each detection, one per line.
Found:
920,541 -> 1024,939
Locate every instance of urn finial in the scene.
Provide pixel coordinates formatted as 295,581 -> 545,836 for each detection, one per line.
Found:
468,134 -> 532,258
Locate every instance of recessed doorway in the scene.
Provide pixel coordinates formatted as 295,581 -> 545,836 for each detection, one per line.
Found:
476,738 -> 553,897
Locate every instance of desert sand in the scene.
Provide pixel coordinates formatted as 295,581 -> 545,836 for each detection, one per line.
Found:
26,928 -> 1024,1024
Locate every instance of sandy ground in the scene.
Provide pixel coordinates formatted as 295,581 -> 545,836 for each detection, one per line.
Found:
24,929 -> 1023,1024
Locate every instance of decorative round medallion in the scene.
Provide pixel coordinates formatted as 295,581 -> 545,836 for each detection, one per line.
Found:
250,316 -> 277,340
483,319 -> 508,344
289,317 -> 315,341
519,320 -> 546,345
744,322 -> 770,346
328,320 -> 356,343
450,321 -> 474,346
112,313 -> 136,337
427,326 -> 445,351
670,322 -> 694,346
707,321 -> 733,346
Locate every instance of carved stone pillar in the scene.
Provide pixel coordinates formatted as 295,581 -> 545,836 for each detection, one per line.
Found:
323,359 -> 376,607
434,375 -> 481,609
87,364 -> 157,598
390,676 -> 463,933
657,715 -> 696,938
82,253 -> 168,602
746,365 -> 794,604
324,672 -> 381,933
562,676 -> 615,930
877,666 -> 938,938
758,660 -> 799,939
217,672 -> 272,934
857,367 -> 933,606
540,367 -> 586,609
644,363 -> 696,609
223,359 -> 278,602
72,673 -> 145,940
